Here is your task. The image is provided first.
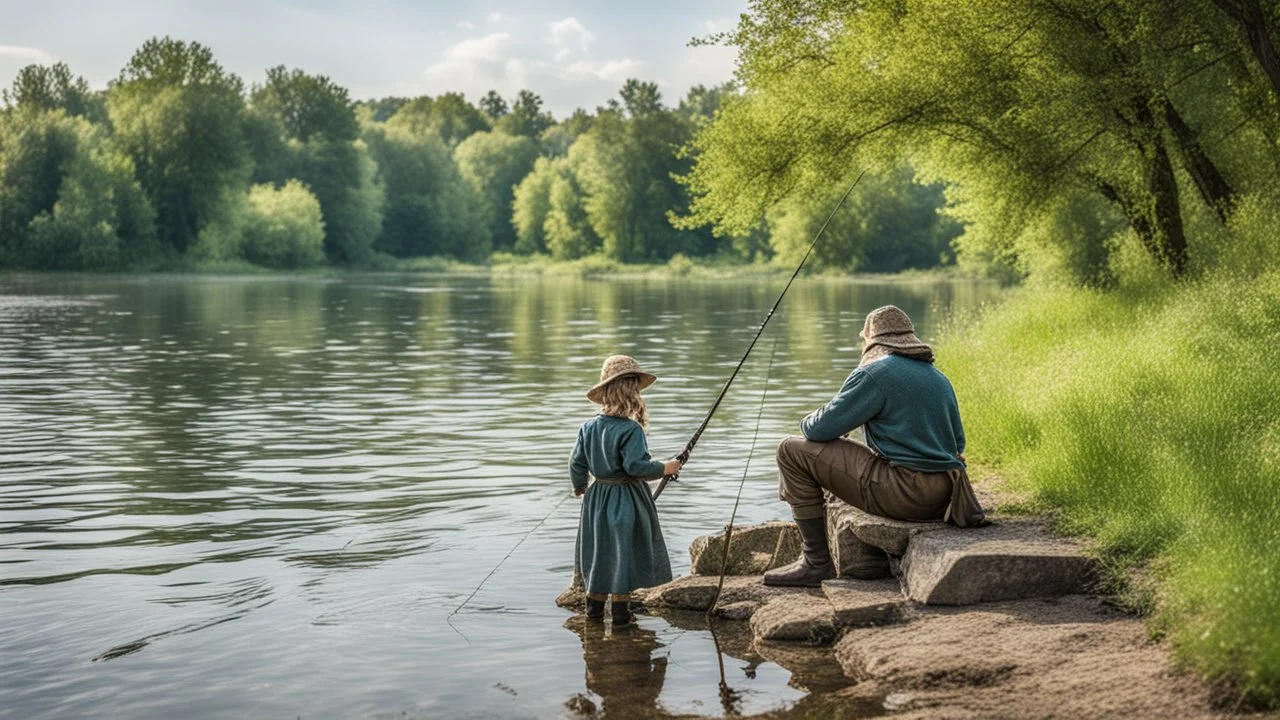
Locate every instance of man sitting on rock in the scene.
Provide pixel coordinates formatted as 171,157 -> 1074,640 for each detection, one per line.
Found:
764,305 -> 985,588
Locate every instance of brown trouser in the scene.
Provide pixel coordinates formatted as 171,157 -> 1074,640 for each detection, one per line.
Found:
776,435 -> 962,523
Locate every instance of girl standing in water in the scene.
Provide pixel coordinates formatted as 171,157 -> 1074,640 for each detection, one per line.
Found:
570,355 -> 681,625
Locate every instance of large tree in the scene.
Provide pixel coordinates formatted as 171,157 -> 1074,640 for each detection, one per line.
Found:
681,0 -> 1275,278
453,130 -> 540,251
106,37 -> 251,253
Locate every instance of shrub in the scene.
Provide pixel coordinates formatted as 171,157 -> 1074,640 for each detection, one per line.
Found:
240,180 -> 326,268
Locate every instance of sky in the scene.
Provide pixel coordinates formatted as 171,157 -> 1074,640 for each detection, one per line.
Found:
0,0 -> 746,117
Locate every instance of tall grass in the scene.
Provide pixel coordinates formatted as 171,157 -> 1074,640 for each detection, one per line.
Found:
939,270 -> 1280,707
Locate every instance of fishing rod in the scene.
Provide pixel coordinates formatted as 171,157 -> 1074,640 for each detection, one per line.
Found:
652,169 -> 867,500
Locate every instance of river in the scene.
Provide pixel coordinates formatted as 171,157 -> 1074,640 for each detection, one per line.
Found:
0,273 -> 997,719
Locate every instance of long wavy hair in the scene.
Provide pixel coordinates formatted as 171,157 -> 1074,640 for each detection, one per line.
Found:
595,374 -> 649,431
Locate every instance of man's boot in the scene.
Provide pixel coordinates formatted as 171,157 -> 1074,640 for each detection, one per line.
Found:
763,516 -> 835,587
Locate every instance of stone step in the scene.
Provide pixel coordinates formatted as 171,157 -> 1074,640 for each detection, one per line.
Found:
827,498 -> 946,557
821,578 -> 905,627
633,574 -> 821,615
688,521 -> 801,576
900,520 -> 1099,605
749,594 -> 838,645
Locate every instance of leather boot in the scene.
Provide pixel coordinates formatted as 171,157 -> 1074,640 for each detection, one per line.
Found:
585,598 -> 605,619
610,601 -> 633,626
763,516 -> 835,587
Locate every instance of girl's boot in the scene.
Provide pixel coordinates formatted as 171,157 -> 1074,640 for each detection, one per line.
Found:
611,600 -> 633,626
585,598 -> 606,620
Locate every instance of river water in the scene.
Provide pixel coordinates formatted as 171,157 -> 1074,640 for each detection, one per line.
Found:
0,273 -> 996,719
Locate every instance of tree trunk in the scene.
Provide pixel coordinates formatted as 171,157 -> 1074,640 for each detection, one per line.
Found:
1095,134 -> 1189,278
1212,0 -> 1280,98
1163,100 -> 1235,222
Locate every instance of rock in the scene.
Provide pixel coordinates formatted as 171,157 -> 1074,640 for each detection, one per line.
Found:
555,569 -> 585,610
900,520 -> 1099,605
821,578 -> 905,627
711,600 -> 759,621
828,498 -> 947,557
635,574 -> 819,614
749,594 -> 838,645
689,521 -> 801,575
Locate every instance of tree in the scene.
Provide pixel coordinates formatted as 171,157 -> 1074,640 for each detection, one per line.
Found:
2,63 -> 100,120
544,172 -> 599,259
240,180 -> 326,268
479,90 -> 508,119
249,66 -> 383,264
680,0 -> 1273,279
512,157 -> 574,254
387,93 -> 490,146
453,130 -> 540,251
0,110 -> 155,269
363,122 -> 489,260
497,90 -> 554,137
107,37 -> 251,253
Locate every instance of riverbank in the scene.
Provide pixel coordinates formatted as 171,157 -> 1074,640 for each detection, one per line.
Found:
937,270 -> 1280,708
92,252 -> 975,283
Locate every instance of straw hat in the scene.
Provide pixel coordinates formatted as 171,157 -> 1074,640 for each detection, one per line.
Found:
859,305 -> 933,361
586,355 -> 657,403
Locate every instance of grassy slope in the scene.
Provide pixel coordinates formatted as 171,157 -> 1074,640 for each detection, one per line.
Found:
937,271 -> 1280,706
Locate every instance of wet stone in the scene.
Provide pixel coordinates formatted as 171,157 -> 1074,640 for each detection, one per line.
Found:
688,521 -> 801,576
750,594 -> 838,645
901,520 -> 1099,605
821,578 -> 905,628
635,574 -> 818,613
555,569 -> 586,610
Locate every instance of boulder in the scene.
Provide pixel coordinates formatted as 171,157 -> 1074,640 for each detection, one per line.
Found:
828,498 -> 947,557
689,521 -> 801,576
749,595 -> 838,645
821,578 -> 905,628
635,574 -> 820,614
900,520 -> 1099,605
555,569 -> 585,610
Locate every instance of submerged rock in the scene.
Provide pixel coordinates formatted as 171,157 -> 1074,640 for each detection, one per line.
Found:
750,595 -> 838,645
635,574 -> 819,614
900,520 -> 1099,605
688,521 -> 801,576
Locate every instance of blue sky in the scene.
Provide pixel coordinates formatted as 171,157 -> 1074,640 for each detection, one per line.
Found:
0,0 -> 745,116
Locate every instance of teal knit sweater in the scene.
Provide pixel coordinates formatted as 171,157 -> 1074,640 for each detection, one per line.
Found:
801,355 -> 966,473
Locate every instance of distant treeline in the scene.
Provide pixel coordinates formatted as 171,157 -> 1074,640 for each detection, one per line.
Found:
0,37 -> 958,273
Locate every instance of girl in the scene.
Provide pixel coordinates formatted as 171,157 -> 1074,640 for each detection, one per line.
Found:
570,355 -> 681,625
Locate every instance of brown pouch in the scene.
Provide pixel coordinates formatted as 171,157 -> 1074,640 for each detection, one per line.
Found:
943,469 -> 987,527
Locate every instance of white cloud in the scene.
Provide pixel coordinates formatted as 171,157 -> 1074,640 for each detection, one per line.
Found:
663,18 -> 737,92
548,17 -> 595,61
486,12 -> 504,24
423,31 -> 646,115
0,45 -> 54,63
457,20 -> 475,30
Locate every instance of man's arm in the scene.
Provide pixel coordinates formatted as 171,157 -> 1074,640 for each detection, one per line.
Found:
800,368 -> 886,442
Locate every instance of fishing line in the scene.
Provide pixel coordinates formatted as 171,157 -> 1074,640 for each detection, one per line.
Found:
707,335 -> 782,617
446,491 -> 575,643
653,168 -> 868,500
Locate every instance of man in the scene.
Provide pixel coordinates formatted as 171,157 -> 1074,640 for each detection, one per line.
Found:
764,305 -> 985,588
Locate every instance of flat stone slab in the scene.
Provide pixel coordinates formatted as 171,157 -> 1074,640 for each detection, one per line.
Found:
900,520 -> 1099,605
689,521 -> 801,576
821,578 -> 905,627
750,594 -> 838,645
828,498 -> 947,557
634,574 -> 820,614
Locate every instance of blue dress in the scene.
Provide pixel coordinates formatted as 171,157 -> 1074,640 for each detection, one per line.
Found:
569,415 -> 673,596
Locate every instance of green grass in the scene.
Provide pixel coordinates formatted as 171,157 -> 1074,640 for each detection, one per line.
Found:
938,271 -> 1280,707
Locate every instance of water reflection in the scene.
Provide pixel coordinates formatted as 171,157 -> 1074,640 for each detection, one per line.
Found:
0,273 -> 996,719
564,617 -> 669,717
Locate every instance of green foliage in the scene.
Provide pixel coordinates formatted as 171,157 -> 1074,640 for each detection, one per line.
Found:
107,37 -> 251,253
544,171 -> 599,259
768,167 -> 960,273
495,90 -> 554,138
682,0 -> 1280,280
940,267 -> 1280,707
0,109 -> 154,269
239,180 -> 326,268
3,63 -> 102,121
363,122 -> 489,260
453,130 -> 539,251
387,92 -> 490,146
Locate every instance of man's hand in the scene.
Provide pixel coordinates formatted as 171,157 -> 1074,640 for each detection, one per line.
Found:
663,458 -> 683,476
957,453 -> 967,464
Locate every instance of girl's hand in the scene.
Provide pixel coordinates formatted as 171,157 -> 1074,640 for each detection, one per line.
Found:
573,487 -> 585,497
663,459 -> 683,476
